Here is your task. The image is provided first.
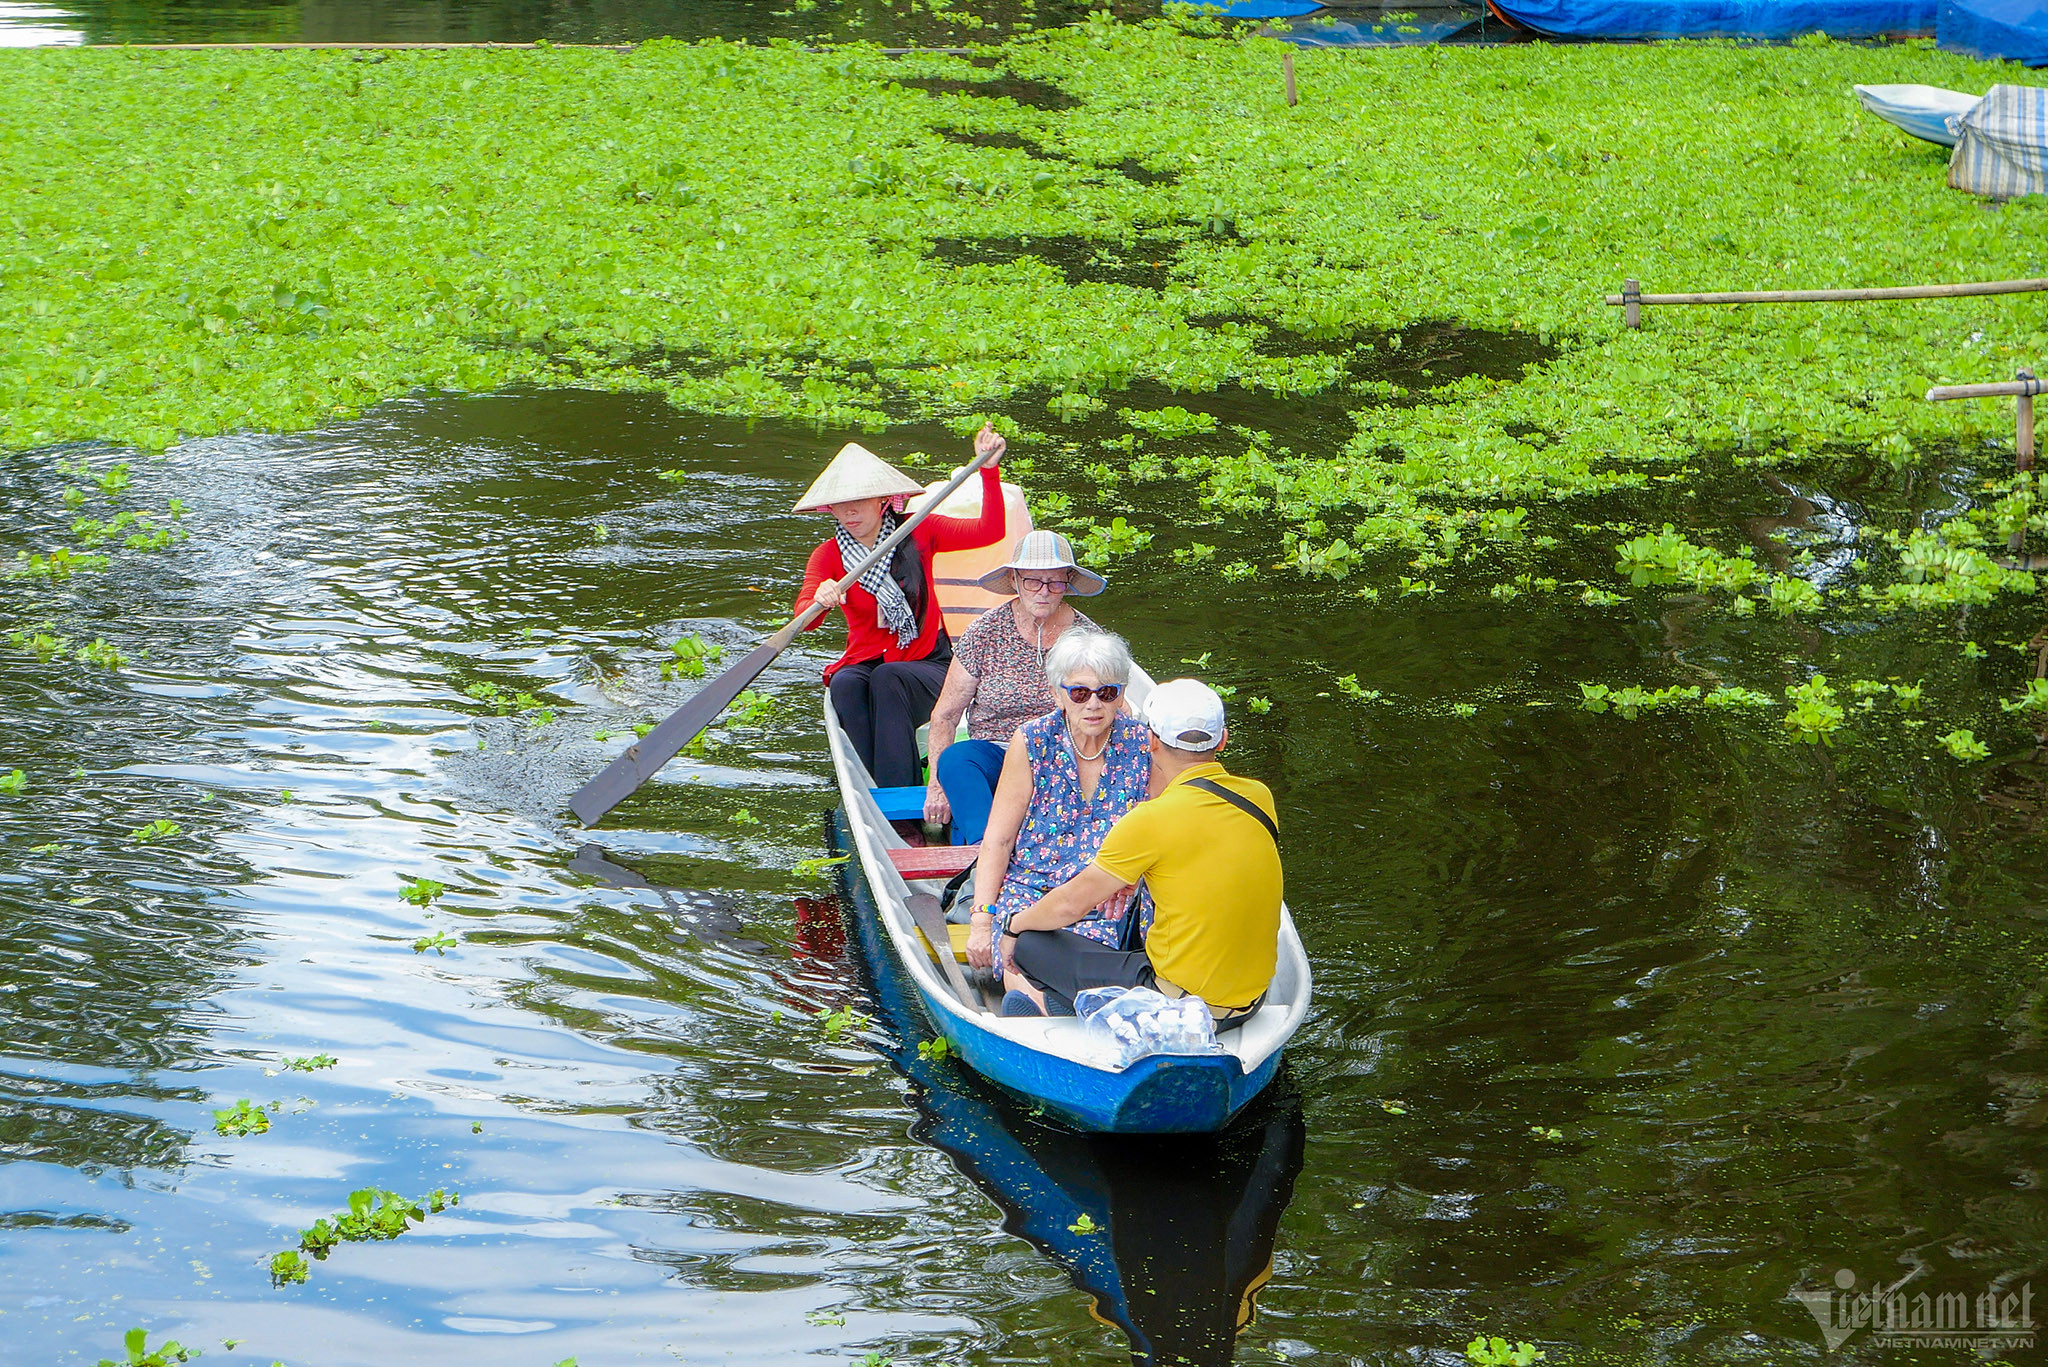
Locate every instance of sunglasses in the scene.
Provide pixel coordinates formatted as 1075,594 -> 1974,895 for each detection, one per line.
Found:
1017,575 -> 1071,593
1063,684 -> 1123,703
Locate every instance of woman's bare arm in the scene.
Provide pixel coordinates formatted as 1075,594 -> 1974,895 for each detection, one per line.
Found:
964,732 -> 1031,970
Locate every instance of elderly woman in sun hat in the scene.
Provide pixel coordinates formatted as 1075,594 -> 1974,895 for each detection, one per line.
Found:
793,426 -> 1007,813
962,627 -> 1149,982
923,529 -> 1108,845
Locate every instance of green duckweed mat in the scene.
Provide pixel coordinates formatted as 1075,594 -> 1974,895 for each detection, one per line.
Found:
5,20 -> 2047,603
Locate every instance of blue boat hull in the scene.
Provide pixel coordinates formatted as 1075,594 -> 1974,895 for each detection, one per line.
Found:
830,822 -> 1308,1360
832,813 -> 1283,1134
942,992 -> 1284,1134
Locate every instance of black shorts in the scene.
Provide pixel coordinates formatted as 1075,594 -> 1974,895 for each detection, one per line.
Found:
1007,929 -> 1153,1014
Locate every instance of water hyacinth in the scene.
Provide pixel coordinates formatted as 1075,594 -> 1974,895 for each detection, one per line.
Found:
7,22 -> 2048,750
1,26 -> 2042,476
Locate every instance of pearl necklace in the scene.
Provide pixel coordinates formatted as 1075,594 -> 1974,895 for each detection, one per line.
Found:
1068,724 -> 1109,763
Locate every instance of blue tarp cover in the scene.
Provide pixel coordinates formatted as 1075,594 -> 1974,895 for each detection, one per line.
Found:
1939,0 -> 2048,65
1489,0 -> 1935,37
1208,0 -> 1325,16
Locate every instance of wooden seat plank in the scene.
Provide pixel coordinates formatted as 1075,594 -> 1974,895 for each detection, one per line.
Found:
887,843 -> 980,879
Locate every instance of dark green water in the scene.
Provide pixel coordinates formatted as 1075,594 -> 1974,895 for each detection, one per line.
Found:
0,0 -> 1493,48
4,379 -> 2047,1366
0,0 -> 1159,47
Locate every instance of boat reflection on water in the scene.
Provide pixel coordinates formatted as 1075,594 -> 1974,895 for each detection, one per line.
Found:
943,1094 -> 1307,1365
830,816 -> 1307,1366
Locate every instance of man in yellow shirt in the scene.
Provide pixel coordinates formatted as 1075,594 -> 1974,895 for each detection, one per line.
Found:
1002,678 -> 1283,1023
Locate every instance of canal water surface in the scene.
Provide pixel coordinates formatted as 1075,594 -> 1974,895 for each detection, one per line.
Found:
4,384 -> 2047,1365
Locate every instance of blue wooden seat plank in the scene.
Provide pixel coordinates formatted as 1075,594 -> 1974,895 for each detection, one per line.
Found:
871,786 -> 927,821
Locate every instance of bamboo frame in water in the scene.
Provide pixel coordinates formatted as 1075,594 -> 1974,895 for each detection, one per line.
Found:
1608,275 -> 2048,324
1927,369 -> 2039,553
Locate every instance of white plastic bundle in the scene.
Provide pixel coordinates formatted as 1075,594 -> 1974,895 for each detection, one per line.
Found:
1074,986 -> 1222,1070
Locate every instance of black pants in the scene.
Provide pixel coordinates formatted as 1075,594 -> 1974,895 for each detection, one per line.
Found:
1011,928 -> 1258,1030
1009,929 -> 1154,1015
830,656 -> 950,789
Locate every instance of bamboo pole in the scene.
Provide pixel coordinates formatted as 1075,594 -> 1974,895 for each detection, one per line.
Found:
117,41 -> 630,49
1927,370 -> 2041,554
110,41 -> 974,53
2020,373 -> 2037,473
1609,276 -> 2048,310
1283,50 -> 1298,107
1925,376 -> 2048,402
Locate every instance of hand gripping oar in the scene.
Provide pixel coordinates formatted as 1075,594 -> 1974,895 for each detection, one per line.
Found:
568,444 -> 1000,826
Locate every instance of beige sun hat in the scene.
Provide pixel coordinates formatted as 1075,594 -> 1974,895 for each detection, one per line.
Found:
974,529 -> 1108,596
791,443 -> 928,513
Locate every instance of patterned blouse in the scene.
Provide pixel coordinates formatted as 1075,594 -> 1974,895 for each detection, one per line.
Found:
954,604 -> 1097,743
991,710 -> 1151,977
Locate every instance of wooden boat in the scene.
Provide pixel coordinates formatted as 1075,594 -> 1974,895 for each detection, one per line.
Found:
833,811 -> 1306,1356
1854,83 -> 1980,147
822,582 -> 1312,1134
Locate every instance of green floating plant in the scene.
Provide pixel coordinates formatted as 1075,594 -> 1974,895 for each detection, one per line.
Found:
463,681 -> 550,716
728,689 -> 775,724
1783,675 -> 1845,746
815,1005 -> 869,1041
285,1187 -> 458,1281
79,638 -> 127,670
398,876 -> 446,906
213,1099 -> 271,1137
1466,1338 -> 1545,1367
1939,728 -> 1990,761
97,1328 -> 196,1367
662,633 -> 726,680
792,853 -> 850,878
7,626 -> 71,659
1615,526 -> 1756,593
1119,405 -> 1216,437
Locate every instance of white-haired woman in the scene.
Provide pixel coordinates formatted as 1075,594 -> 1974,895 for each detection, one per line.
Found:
923,530 -> 1108,845
965,628 -> 1150,1010
792,427 -> 1006,816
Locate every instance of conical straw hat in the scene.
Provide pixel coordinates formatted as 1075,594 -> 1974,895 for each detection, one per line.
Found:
792,443 -> 927,512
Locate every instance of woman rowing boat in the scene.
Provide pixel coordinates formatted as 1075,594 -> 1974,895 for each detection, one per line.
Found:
793,428 -> 1008,836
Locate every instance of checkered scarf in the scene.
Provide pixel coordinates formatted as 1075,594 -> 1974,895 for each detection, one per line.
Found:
834,511 -> 919,648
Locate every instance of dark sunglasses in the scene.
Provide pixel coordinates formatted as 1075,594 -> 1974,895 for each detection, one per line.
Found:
1063,684 -> 1123,703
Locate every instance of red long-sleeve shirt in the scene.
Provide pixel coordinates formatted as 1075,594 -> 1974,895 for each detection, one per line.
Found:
795,464 -> 1006,683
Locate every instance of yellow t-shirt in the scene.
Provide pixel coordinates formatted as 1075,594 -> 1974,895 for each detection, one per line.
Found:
1090,762 -> 1282,1010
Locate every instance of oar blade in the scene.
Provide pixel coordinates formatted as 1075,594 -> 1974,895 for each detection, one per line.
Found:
568,636 -> 787,826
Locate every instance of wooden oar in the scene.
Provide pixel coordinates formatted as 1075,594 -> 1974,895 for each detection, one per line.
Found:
569,444 -> 1000,826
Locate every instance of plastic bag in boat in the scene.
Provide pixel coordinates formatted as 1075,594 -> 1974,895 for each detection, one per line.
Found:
1074,986 -> 1222,1070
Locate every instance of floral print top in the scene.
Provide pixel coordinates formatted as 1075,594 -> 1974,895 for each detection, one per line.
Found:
991,709 -> 1151,977
954,604 -> 1096,743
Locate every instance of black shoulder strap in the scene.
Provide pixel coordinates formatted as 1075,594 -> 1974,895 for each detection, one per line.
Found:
1185,777 -> 1278,847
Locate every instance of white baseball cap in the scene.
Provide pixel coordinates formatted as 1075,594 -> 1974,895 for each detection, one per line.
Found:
1144,678 -> 1226,752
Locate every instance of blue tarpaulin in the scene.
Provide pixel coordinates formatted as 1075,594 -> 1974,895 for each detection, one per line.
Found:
1207,0 -> 1325,16
1487,0 -> 1935,37
1278,13 -> 1480,43
1939,0 -> 2048,65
